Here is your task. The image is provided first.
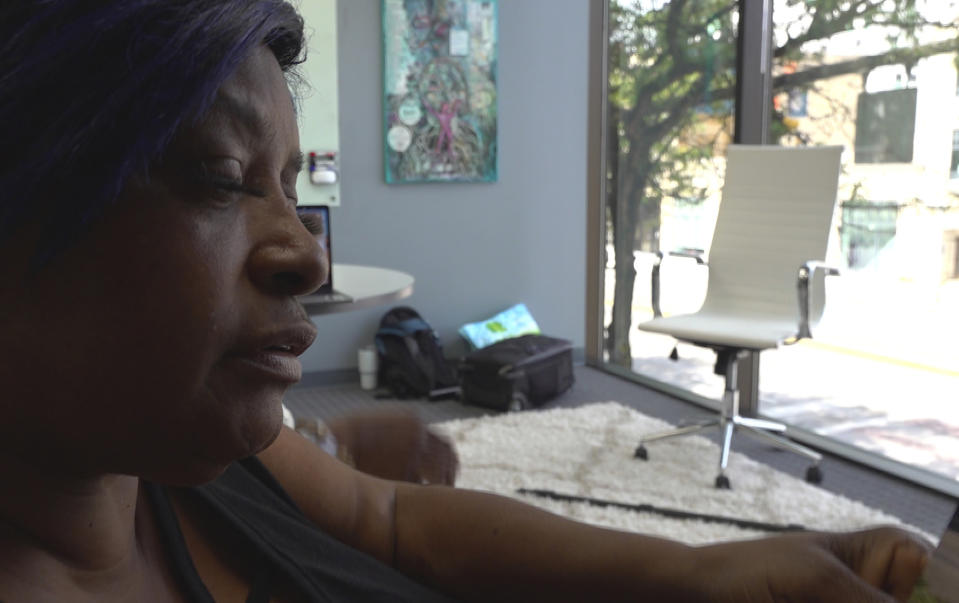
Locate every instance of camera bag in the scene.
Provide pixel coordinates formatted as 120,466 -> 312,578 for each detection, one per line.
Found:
459,334 -> 574,411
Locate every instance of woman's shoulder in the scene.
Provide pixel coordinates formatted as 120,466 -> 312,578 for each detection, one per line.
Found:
162,454 -> 457,602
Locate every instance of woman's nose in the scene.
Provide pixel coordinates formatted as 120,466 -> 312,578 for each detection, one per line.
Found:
247,207 -> 328,297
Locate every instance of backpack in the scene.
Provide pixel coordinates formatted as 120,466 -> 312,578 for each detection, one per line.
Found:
374,306 -> 459,399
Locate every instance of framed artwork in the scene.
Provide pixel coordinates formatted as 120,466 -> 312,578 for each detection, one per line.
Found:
382,0 -> 498,183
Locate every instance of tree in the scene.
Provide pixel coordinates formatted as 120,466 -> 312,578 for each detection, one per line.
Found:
605,0 -> 959,366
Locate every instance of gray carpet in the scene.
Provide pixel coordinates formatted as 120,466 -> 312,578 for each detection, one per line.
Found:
284,365 -> 957,537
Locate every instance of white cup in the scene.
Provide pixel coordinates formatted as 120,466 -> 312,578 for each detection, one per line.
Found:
357,345 -> 378,390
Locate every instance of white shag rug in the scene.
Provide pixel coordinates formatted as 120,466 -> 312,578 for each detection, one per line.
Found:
436,402 -> 926,545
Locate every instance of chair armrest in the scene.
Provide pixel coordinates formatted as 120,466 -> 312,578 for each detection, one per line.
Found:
796,261 -> 840,339
651,249 -> 707,318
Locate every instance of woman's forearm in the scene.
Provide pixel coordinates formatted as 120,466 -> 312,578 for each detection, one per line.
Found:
392,484 -> 701,602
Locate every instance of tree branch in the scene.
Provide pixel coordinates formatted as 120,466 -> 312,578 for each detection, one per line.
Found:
776,0 -> 877,58
773,38 -> 959,89
712,37 -> 959,100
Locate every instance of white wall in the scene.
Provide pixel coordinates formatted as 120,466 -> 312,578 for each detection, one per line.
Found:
297,0 -> 590,374
296,0 -> 342,207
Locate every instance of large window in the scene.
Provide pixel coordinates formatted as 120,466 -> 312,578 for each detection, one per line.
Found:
597,0 -> 959,492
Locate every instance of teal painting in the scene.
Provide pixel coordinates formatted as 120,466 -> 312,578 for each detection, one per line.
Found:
382,0 -> 498,183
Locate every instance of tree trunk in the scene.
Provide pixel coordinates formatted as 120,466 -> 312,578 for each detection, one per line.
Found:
603,104 -> 621,363
608,161 -> 638,367
607,144 -> 655,367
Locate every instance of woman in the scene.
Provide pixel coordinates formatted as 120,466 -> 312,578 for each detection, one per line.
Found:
0,1 -> 928,601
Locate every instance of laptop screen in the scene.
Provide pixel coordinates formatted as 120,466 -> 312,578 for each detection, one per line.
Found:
296,205 -> 333,294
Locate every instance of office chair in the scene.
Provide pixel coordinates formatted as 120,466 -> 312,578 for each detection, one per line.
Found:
633,145 -> 843,489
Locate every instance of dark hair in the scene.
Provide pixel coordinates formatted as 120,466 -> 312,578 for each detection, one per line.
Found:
0,0 -> 305,265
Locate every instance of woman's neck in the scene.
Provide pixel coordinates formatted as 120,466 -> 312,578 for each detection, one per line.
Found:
0,452 -> 173,599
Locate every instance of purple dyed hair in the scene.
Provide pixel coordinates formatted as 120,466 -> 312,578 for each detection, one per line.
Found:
0,0 -> 305,266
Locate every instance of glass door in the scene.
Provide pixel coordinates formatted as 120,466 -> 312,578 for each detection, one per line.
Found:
599,0 -> 959,491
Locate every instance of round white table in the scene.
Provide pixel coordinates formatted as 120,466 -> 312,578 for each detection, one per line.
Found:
299,263 -> 414,314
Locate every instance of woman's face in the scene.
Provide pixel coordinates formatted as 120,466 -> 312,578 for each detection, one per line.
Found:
0,46 -> 325,484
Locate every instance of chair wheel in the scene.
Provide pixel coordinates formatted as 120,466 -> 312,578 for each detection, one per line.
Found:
508,393 -> 528,412
634,445 -> 648,460
715,474 -> 731,489
805,465 -> 823,484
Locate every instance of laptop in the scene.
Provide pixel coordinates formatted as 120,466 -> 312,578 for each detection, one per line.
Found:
912,504 -> 959,602
297,205 -> 353,303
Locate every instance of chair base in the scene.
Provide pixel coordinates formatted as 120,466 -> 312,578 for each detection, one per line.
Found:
634,349 -> 823,489
634,415 -> 823,489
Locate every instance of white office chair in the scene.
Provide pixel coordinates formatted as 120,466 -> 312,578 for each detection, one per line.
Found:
634,145 -> 843,489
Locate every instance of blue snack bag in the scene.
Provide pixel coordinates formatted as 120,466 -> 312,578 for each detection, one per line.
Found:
458,303 -> 541,350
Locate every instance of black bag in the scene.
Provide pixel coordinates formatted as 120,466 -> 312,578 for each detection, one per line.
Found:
459,334 -> 574,411
374,306 -> 459,399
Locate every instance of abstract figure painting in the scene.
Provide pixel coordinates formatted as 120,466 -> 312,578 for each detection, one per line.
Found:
382,0 -> 498,183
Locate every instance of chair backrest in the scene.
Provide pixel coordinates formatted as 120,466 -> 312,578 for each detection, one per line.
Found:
700,145 -> 842,326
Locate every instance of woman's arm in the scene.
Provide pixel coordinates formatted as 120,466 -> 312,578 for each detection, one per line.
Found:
389,483 -> 927,602
258,426 -> 696,598
391,482 -> 699,602
257,425 -> 400,564
259,426 -> 927,602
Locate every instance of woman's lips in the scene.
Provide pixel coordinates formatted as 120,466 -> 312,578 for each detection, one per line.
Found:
226,349 -> 303,383
224,320 -> 317,384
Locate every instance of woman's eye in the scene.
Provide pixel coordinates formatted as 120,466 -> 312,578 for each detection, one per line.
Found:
187,159 -> 286,205
207,175 -> 247,192
201,158 -> 243,181
193,172 -> 265,203
190,175 -> 253,207
193,159 -> 260,198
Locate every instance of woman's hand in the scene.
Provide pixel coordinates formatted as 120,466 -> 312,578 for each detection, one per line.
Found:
695,526 -> 930,602
325,408 -> 459,485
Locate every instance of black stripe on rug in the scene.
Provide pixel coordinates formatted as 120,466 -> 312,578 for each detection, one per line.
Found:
517,488 -> 807,533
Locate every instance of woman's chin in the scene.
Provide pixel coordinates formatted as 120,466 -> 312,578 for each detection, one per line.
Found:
139,415 -> 283,486
141,439 -> 272,487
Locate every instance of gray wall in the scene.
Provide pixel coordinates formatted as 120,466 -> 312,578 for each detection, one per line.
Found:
299,0 -> 590,373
